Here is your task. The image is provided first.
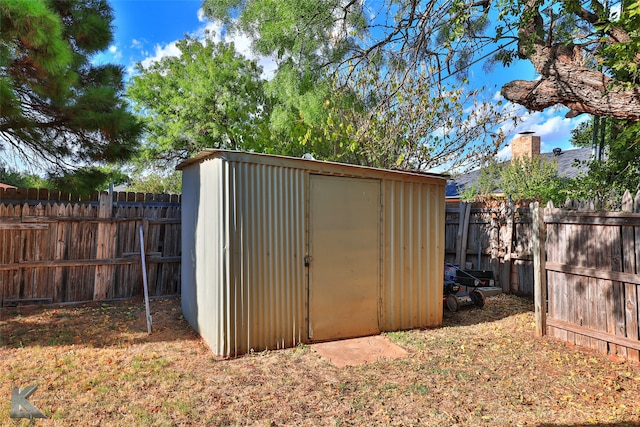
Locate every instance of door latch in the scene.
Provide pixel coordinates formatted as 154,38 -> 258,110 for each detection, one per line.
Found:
304,255 -> 312,266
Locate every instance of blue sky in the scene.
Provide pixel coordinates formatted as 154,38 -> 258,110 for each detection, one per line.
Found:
96,0 -> 587,161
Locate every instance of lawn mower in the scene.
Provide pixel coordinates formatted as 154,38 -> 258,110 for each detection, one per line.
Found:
443,263 -> 489,312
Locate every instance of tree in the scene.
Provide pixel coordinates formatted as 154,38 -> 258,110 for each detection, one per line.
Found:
0,161 -> 127,194
461,156 -> 568,204
47,166 -> 129,196
127,34 -> 271,167
0,164 -> 48,189
0,0 -> 142,173
319,66 -> 507,170
203,0 -> 509,172
125,170 -> 182,194
200,1 -> 372,164
567,116 -> 640,207
500,156 -> 567,204
459,160 -> 503,201
498,0 -> 640,119
205,0 -> 640,129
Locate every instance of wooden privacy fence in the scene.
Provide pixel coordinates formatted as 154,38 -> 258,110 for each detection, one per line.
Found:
0,188 -> 181,306
445,200 -> 534,295
532,190 -> 640,363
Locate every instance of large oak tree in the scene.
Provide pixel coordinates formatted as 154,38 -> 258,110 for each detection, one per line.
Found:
500,0 -> 640,119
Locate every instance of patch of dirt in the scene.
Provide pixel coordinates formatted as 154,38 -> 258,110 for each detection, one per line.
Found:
311,335 -> 408,368
1,294 -> 639,426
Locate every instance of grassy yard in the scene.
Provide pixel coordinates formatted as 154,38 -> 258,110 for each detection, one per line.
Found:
1,294 -> 639,426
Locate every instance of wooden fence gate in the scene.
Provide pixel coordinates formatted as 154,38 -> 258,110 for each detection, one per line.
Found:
532,191 -> 640,363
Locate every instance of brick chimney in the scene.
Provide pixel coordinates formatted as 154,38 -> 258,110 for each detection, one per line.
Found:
511,133 -> 541,160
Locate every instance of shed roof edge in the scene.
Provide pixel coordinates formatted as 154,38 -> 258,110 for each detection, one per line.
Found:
176,149 -> 448,182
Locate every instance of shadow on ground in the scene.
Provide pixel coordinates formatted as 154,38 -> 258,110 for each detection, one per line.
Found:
0,296 -> 198,348
0,294 -> 534,349
442,293 -> 534,328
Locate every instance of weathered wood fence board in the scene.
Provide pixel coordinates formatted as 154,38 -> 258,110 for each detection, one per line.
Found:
445,201 -> 534,295
0,188 -> 181,306
535,191 -> 640,363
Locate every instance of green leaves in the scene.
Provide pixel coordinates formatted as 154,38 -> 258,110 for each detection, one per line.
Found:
0,0 -> 142,175
127,34 -> 271,167
501,156 -> 566,203
567,117 -> 640,208
462,156 -> 568,204
47,166 -> 129,197
125,170 -> 182,194
200,0 -> 510,171
205,0 -> 366,68
0,0 -> 74,94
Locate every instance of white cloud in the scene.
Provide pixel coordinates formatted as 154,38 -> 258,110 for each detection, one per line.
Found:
108,44 -> 122,61
135,10 -> 278,79
195,17 -> 224,42
496,144 -> 512,161
491,90 -> 590,158
139,42 -> 182,69
198,14 -> 278,79
131,39 -> 143,50
507,108 -> 588,151
197,7 -> 207,23
610,3 -> 621,20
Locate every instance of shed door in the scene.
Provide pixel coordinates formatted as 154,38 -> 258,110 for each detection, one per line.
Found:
308,175 -> 380,341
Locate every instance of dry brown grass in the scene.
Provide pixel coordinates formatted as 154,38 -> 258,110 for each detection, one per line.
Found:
1,294 -> 639,426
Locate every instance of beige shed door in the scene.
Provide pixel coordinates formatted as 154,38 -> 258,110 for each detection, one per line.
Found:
308,175 -> 381,341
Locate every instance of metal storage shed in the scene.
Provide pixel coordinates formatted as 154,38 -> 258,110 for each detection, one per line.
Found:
177,150 -> 447,357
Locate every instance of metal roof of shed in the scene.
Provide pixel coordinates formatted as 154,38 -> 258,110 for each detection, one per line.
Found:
176,149 -> 448,183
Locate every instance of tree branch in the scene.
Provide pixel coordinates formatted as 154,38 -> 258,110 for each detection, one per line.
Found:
501,0 -> 640,119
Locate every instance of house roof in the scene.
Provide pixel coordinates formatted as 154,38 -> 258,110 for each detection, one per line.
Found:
0,183 -> 17,190
446,147 -> 593,198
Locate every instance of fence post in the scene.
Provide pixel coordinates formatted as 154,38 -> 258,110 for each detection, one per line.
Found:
501,198 -> 514,293
531,201 -> 546,337
93,192 -> 114,300
456,202 -> 469,266
458,202 -> 471,268
621,190 -> 639,362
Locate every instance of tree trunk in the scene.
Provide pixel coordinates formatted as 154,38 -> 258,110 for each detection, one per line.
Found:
500,4 -> 640,120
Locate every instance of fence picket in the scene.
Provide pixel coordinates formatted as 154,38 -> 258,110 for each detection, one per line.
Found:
621,192 -> 640,362
538,190 -> 640,363
610,225 -> 626,358
0,188 -> 180,307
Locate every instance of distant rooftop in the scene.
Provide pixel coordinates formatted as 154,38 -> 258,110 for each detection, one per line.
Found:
446,146 -> 593,199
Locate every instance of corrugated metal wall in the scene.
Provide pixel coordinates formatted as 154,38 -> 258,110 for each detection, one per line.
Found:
180,162 -> 200,335
181,151 -> 446,357
380,180 -> 445,331
181,158 -> 229,354
182,157 -> 307,356
227,161 -> 306,355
